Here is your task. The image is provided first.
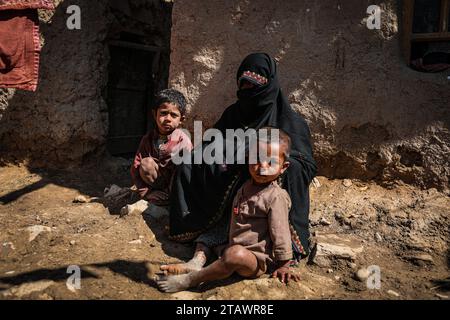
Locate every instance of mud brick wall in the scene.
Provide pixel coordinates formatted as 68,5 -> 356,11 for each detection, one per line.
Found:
168,0 -> 450,190
0,0 -> 172,164
0,0 -> 449,191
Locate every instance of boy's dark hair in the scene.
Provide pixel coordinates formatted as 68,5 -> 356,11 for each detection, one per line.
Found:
154,89 -> 187,115
257,126 -> 291,159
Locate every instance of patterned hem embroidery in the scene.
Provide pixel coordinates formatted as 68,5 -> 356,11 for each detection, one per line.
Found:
168,230 -> 202,242
239,70 -> 268,86
279,173 -> 306,258
0,0 -> 55,10
290,224 -> 306,256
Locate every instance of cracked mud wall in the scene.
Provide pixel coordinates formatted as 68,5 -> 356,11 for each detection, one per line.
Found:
169,0 -> 450,190
0,0 -> 110,164
0,0 -> 172,165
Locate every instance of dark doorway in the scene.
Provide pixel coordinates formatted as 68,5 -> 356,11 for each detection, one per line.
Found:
106,41 -> 160,156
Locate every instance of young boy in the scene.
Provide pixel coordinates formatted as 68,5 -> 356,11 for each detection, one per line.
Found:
157,127 -> 299,292
131,89 -> 192,206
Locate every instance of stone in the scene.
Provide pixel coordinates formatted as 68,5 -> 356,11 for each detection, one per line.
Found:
73,195 -> 88,203
387,290 -> 400,297
2,242 -> 15,252
343,179 -> 353,187
435,293 -> 449,299
69,240 -> 76,246
171,291 -> 201,300
310,234 -> 364,268
1,280 -> 55,298
375,232 -> 383,242
309,217 -> 320,226
327,269 -> 334,274
320,218 -> 332,226
334,212 -> 344,220
312,177 -> 321,188
128,239 -> 142,245
77,227 -> 86,234
348,262 -> 357,269
405,253 -> 434,265
25,225 -> 53,242
355,268 -> 370,282
120,200 -> 149,217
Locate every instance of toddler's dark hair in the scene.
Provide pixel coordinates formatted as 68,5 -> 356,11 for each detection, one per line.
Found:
257,126 -> 291,159
154,89 -> 187,115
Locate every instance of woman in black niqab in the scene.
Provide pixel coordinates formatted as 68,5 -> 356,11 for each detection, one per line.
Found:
166,53 -> 317,270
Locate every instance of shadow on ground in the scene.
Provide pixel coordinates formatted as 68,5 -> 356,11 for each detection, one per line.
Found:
0,156 -> 133,206
0,259 -> 158,290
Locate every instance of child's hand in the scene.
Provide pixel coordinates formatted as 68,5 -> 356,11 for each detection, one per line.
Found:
161,129 -> 193,156
271,266 -> 300,284
139,157 -> 159,184
133,153 -> 143,168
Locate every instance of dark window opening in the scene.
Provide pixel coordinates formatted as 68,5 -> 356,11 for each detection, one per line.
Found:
402,0 -> 450,72
412,0 -> 441,33
448,2 -> 450,31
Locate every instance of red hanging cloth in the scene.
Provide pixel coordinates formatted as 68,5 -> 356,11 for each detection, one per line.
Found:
0,0 -> 54,91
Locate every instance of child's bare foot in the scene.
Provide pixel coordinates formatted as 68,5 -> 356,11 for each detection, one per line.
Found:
157,274 -> 192,293
160,254 -> 206,275
160,259 -> 203,275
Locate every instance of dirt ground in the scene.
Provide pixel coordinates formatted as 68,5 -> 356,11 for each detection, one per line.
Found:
0,157 -> 449,300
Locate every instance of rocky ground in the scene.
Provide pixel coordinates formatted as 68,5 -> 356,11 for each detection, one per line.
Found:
0,157 -> 449,300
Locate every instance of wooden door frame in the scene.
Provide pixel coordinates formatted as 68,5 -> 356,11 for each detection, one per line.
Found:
106,40 -> 162,155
